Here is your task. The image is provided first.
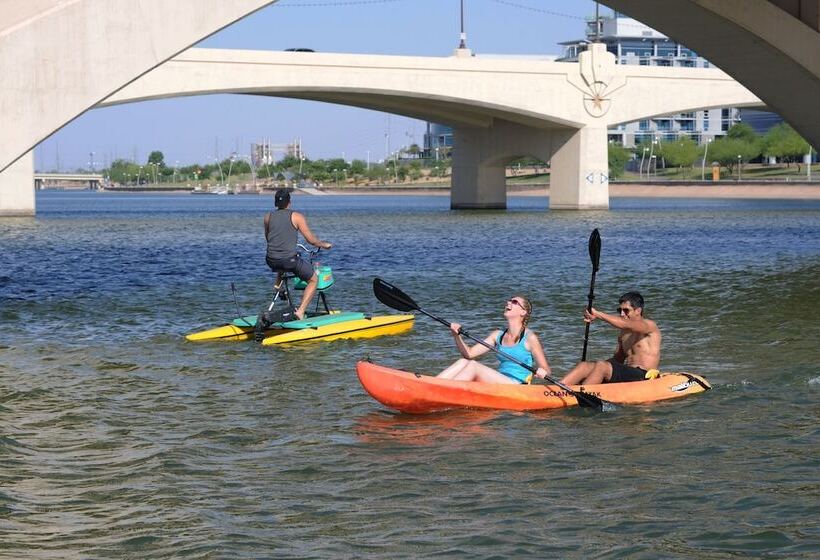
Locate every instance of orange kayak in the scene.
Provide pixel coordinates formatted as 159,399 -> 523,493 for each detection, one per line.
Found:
356,361 -> 711,414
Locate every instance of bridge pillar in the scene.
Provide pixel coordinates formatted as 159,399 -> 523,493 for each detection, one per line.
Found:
451,125 -> 507,209
0,151 -> 34,216
451,120 -> 568,210
549,125 -> 609,210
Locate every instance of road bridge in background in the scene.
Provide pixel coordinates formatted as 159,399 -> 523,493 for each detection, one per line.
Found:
99,45 -> 762,210
34,173 -> 105,191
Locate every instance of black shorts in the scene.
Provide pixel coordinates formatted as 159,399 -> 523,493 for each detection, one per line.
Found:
266,255 -> 314,282
607,358 -> 648,383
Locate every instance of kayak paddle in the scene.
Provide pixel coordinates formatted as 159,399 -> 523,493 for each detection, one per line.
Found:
581,229 -> 602,361
373,278 -> 609,411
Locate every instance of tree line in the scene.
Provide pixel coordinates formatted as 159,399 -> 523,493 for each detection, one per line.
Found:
104,150 -> 450,186
608,122 -> 813,178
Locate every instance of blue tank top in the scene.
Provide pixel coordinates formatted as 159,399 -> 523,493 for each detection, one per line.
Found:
496,329 -> 534,384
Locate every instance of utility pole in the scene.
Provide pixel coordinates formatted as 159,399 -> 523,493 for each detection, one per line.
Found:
385,115 -> 391,161
458,0 -> 467,49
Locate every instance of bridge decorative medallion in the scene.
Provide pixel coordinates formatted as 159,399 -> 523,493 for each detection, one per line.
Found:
567,44 -> 626,118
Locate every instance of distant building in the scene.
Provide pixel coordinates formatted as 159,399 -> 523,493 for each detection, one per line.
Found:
422,122 -> 453,160
557,11 -> 742,147
740,109 -> 784,134
251,138 -> 304,167
251,139 -> 274,167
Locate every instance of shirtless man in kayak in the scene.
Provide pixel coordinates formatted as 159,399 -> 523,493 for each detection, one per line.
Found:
561,292 -> 661,385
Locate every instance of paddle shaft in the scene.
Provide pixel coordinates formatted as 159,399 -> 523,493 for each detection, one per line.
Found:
415,307 -> 597,401
581,268 -> 597,361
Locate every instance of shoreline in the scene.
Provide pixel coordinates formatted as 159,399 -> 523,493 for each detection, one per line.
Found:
319,182 -> 820,200
94,182 -> 820,200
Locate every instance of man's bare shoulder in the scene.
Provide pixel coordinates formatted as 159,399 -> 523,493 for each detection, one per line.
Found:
643,317 -> 660,333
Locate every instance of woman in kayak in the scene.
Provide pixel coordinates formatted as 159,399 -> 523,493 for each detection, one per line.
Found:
436,295 -> 551,384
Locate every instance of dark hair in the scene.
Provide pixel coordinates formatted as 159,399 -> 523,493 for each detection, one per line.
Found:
274,188 -> 291,209
619,291 -> 644,311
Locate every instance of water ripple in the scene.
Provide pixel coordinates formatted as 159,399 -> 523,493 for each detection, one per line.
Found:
0,193 -> 817,558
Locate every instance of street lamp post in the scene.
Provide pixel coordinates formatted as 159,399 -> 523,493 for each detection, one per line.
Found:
640,147 -> 648,179
214,158 -> 225,185
737,155 -> 742,182
137,166 -> 143,185
227,153 -> 236,187
701,137 -> 712,181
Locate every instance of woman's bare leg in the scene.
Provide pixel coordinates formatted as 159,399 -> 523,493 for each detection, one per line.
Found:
452,361 -> 518,384
437,358 -> 471,379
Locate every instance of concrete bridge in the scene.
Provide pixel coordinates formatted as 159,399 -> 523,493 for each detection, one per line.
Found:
97,45 -> 762,210
34,173 -> 105,191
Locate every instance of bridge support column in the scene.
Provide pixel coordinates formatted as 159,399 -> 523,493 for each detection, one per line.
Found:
549,125 -> 609,210
0,151 -> 35,216
451,120 -> 565,210
451,125 -> 507,209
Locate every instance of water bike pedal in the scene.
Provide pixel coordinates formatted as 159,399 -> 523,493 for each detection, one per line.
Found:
254,304 -> 298,341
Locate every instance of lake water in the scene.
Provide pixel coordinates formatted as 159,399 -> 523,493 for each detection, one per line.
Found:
1,191 -> 818,558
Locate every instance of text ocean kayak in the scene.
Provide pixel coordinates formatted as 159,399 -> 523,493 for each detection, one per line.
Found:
356,361 -> 711,414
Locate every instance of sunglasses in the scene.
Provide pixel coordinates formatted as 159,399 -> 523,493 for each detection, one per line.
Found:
617,307 -> 632,314
507,299 -> 525,309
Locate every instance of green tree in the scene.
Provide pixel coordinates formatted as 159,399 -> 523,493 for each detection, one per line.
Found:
763,122 -> 811,169
607,143 -> 631,179
726,122 -> 758,144
147,151 -> 165,166
708,136 -> 760,175
658,136 -> 699,177
349,159 -> 367,175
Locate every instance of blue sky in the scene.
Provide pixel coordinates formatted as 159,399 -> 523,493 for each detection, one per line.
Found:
38,0 -> 604,171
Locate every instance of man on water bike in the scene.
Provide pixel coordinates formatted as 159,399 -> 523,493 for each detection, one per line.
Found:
561,292 -> 661,385
264,189 -> 332,320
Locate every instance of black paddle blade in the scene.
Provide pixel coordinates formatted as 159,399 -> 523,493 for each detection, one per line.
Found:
373,278 -> 420,313
588,229 -> 602,272
574,391 -> 606,411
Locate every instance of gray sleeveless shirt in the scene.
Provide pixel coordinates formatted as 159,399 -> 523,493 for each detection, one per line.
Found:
265,209 -> 297,260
